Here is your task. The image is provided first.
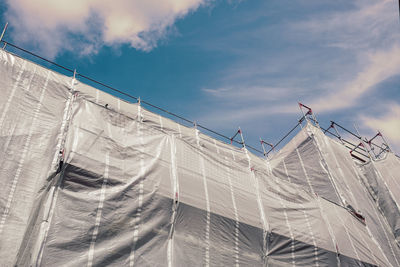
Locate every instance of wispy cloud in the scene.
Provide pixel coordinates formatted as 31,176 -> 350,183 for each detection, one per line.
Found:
4,0 -> 211,58
199,0 -> 400,128
309,44 -> 400,112
360,103 -> 400,154
198,86 -> 299,126
300,0 -> 400,112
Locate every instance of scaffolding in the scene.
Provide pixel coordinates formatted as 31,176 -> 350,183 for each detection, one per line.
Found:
0,23 -> 396,163
1,22 -> 400,267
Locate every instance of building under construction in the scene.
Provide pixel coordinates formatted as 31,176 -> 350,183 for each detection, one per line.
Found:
1,42 -> 400,266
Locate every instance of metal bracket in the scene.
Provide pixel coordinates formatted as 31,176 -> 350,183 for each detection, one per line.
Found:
298,102 -> 320,128
260,139 -> 274,157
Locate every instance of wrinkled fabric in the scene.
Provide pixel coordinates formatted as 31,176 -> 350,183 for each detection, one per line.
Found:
359,153 -> 400,244
270,123 -> 400,266
0,49 -> 399,266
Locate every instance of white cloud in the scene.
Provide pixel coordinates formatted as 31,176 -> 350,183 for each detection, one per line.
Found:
4,0 -> 209,58
360,104 -> 400,154
309,45 -> 400,112
203,85 -> 307,102
292,0 -> 400,113
296,0 -> 397,50
200,0 -> 400,122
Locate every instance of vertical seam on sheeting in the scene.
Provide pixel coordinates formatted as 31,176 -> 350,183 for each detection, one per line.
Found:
323,136 -> 382,266
314,197 -> 340,267
372,166 -> 400,262
213,139 -> 220,154
385,169 -> 400,197
296,150 -> 319,266
282,161 -> 320,265
310,135 -> 343,205
309,137 -> 361,264
225,154 -> 240,267
285,161 -> 318,264
298,202 -> 319,267
357,153 -> 400,262
129,104 -> 145,267
348,213 -> 378,265
282,160 -> 291,183
1,65 -> 36,161
159,115 -> 164,131
177,124 -> 182,139
117,99 -> 121,112
50,93 -> 74,169
36,87 -> 76,266
298,142 -> 364,266
87,152 -> 110,267
0,71 -> 49,235
321,136 -> 357,206
295,149 -> 315,196
0,60 -> 27,130
167,135 -> 179,267
351,165 -> 397,267
373,163 -> 400,224
107,123 -> 113,139
244,150 -> 269,264
329,158 -> 355,203
24,65 -> 37,92
195,129 -> 210,267
315,127 -> 395,266
307,128 -> 344,205
267,161 -> 296,267
95,90 -> 99,104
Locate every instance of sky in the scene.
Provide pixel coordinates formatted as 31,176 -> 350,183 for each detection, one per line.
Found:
1,0 -> 399,155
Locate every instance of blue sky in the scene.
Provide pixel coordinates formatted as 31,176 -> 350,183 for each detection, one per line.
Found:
1,0 -> 399,155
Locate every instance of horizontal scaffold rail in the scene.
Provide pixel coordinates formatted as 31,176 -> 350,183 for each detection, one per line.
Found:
0,38 -> 397,161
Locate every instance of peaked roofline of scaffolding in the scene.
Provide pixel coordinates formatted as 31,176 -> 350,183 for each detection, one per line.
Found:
0,36 -> 397,161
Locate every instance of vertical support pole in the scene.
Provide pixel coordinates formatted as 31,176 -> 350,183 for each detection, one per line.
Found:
368,141 -> 378,158
366,133 -> 379,158
354,124 -> 372,159
70,69 -> 77,89
137,97 -> 142,122
298,102 -> 308,128
260,138 -> 267,157
311,112 -> 321,130
332,123 -> 344,145
0,22 -> 8,43
379,131 -> 392,153
260,139 -> 274,158
299,102 -> 320,129
238,127 -> 245,149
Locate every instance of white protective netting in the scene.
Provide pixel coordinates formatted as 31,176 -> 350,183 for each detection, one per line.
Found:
1,49 -> 400,266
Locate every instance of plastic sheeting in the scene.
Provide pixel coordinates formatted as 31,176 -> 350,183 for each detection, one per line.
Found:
270,123 -> 400,266
0,49 -> 399,266
359,153 -> 400,244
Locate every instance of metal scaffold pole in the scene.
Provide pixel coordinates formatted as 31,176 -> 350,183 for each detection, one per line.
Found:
0,22 -> 9,44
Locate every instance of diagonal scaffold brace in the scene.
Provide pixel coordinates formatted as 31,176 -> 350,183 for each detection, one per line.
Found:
260,138 -> 274,157
230,127 -> 246,148
354,124 -> 373,160
0,22 -> 9,48
298,102 -> 320,129
230,128 -> 242,145
368,131 -> 392,158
